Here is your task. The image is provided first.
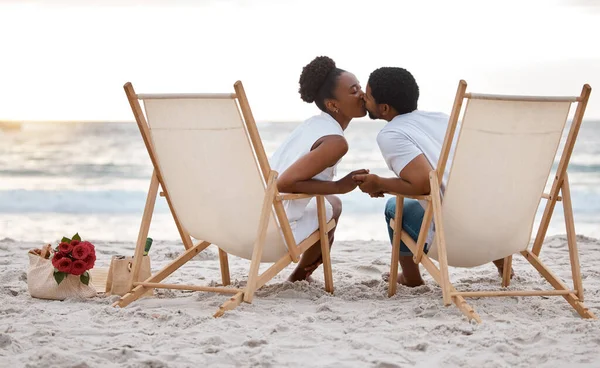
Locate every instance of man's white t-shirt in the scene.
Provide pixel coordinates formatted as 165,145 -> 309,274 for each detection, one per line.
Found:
376,110 -> 453,245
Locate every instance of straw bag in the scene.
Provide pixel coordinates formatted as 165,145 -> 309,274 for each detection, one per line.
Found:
106,255 -> 153,297
27,246 -> 97,300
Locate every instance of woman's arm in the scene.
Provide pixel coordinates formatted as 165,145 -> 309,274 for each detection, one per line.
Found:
277,135 -> 366,195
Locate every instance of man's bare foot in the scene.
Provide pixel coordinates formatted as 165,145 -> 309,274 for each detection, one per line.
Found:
381,272 -> 425,287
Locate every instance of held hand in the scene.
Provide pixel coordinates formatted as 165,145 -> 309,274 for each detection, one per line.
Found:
336,169 -> 369,193
369,191 -> 385,198
352,173 -> 381,194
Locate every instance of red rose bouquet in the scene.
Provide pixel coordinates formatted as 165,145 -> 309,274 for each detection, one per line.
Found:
51,233 -> 96,285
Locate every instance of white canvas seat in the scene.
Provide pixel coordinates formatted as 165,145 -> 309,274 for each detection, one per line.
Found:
142,96 -> 288,262
387,80 -> 596,323
427,98 -> 571,267
114,81 -> 336,316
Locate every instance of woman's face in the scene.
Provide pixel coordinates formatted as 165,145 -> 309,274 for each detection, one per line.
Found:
330,72 -> 366,119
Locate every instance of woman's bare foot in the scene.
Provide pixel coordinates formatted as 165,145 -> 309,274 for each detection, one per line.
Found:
496,266 -> 515,279
287,270 -> 316,283
381,272 -> 425,287
286,275 -> 315,283
287,272 -> 305,282
492,259 -> 515,279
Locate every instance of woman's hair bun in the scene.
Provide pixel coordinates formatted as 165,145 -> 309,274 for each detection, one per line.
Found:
298,56 -> 336,103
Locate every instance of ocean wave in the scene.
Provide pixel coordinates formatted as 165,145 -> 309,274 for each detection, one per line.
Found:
1,187 -> 598,215
0,163 -> 151,179
0,189 -> 169,214
563,163 -> 600,173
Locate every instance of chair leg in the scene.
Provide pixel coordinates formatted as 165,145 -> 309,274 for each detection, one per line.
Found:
317,196 -> 334,293
429,173 -> 452,306
561,173 -> 584,301
244,172 -> 277,303
218,249 -> 231,286
502,255 -> 513,288
400,231 -> 482,323
243,230 -> 268,303
413,203 -> 433,264
389,196 -> 403,297
114,241 -> 210,307
522,251 -> 595,319
388,237 -> 400,297
129,170 -> 159,291
214,254 -> 293,318
214,292 -> 244,318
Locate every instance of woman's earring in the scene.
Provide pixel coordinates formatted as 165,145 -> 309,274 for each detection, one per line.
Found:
334,108 -> 339,113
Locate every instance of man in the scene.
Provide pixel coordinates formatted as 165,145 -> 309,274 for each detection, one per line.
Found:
353,67 -> 510,286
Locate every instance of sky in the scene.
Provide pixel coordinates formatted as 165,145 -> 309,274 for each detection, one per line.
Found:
0,0 -> 599,122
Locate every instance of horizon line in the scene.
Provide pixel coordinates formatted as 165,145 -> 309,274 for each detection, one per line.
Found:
2,117 -> 600,125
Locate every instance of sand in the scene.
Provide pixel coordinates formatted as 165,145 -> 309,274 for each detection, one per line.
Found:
1,235 -> 600,367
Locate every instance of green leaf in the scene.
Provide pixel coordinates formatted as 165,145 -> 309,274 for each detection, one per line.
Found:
53,270 -> 66,285
61,237 -> 71,243
80,271 -> 90,285
72,233 -> 81,241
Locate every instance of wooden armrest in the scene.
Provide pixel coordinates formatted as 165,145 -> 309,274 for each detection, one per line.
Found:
276,193 -> 316,201
390,192 -> 560,202
387,192 -> 431,201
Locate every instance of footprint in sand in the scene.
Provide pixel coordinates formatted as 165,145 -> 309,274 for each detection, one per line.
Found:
243,339 -> 268,348
316,304 -> 333,313
356,265 -> 383,274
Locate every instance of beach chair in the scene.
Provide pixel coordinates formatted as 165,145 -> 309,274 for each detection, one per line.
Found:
114,81 -> 336,317
387,80 -> 596,323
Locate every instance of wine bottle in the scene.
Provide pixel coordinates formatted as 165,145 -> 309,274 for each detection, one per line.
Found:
144,237 -> 153,256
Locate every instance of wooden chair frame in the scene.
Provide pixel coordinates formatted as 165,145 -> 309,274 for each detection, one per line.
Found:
113,81 -> 335,317
387,80 -> 596,323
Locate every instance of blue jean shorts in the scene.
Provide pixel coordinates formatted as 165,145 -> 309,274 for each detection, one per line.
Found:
384,197 -> 427,257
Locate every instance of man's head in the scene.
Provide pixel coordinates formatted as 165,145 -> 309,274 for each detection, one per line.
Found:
364,67 -> 419,121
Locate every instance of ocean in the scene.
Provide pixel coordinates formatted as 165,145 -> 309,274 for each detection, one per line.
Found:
1,120 -> 599,244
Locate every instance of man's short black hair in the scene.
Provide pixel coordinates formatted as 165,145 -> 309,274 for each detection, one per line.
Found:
368,67 -> 419,115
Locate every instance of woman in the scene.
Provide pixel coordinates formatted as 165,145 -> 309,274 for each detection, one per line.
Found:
270,56 -> 368,282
